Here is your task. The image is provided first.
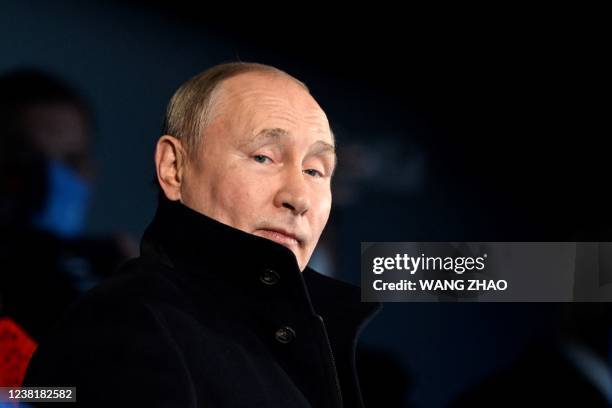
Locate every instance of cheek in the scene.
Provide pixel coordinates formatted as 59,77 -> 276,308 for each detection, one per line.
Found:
211,169 -> 274,223
310,190 -> 332,236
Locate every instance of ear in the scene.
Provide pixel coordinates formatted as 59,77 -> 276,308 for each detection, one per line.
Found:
155,135 -> 187,201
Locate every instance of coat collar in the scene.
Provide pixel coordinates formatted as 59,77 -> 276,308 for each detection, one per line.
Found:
140,196 -> 381,331
142,195 -> 302,280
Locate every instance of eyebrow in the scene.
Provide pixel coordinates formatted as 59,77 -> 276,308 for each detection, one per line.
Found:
242,127 -> 337,172
308,140 -> 337,167
240,128 -> 289,149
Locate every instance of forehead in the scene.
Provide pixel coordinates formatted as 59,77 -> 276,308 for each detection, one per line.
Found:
209,72 -> 332,144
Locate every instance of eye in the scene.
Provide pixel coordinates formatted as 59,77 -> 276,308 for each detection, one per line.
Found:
304,169 -> 324,178
252,154 -> 272,164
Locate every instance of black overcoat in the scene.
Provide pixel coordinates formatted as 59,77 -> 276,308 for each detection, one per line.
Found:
24,198 -> 381,407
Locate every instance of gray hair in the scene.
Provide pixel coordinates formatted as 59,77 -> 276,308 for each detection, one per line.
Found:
162,62 -> 309,158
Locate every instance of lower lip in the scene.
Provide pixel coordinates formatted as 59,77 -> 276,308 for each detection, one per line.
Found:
256,229 -> 300,249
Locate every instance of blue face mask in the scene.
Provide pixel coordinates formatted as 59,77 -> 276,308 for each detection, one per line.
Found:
31,160 -> 92,239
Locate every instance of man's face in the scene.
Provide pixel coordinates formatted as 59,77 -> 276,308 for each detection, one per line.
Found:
179,72 -> 335,271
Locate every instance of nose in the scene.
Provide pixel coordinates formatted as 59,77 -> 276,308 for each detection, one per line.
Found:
274,168 -> 311,216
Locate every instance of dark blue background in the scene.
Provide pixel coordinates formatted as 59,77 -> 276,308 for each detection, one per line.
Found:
1,2 -> 606,406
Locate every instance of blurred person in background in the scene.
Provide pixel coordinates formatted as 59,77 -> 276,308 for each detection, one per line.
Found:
0,69 -> 134,386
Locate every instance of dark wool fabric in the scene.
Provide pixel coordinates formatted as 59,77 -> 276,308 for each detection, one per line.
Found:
24,197 -> 381,407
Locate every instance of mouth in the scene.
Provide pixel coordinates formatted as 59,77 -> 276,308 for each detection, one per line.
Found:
254,228 -> 302,250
